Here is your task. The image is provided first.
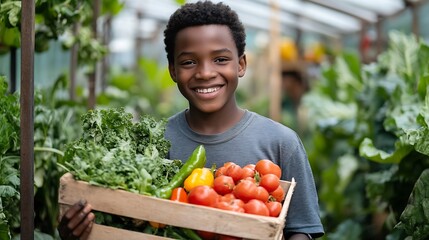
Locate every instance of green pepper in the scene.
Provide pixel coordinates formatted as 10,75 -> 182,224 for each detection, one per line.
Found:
155,145 -> 206,199
164,226 -> 188,239
180,228 -> 203,240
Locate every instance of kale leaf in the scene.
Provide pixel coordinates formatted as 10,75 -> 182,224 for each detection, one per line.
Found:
62,107 -> 182,195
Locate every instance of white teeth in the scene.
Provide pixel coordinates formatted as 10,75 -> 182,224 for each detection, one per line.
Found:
195,87 -> 220,93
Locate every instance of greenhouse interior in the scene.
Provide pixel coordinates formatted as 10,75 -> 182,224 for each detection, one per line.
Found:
1,0 -> 429,239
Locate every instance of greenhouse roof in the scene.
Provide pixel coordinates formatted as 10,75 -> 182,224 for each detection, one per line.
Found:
123,0 -> 425,38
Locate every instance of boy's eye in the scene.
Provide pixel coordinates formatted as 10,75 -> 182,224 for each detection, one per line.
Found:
214,57 -> 228,63
180,60 -> 195,65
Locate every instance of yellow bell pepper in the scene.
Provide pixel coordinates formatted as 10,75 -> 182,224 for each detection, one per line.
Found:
184,168 -> 214,192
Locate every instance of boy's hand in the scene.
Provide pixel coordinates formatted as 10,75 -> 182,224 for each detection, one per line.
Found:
58,200 -> 95,240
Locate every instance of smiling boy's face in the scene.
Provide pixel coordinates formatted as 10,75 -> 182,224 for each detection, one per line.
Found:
168,24 -> 246,114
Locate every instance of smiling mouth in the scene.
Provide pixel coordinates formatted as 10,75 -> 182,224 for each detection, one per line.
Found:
194,86 -> 221,94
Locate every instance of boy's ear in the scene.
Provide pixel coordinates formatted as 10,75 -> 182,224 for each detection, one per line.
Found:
168,64 -> 177,82
238,54 -> 247,78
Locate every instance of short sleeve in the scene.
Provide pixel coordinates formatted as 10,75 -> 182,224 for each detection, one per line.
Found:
282,135 -> 324,238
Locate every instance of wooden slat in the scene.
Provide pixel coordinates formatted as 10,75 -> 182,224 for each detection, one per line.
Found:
59,173 -> 296,240
90,224 -> 175,240
58,206 -> 175,240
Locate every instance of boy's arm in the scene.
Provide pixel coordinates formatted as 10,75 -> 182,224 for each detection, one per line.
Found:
287,233 -> 312,240
282,134 -> 324,238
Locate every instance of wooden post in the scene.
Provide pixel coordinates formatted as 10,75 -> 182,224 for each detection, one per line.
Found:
135,11 -> 144,83
359,20 -> 369,63
70,23 -> 79,101
101,16 -> 112,92
410,3 -> 420,37
88,0 -> 100,109
20,0 -> 35,239
89,0 -> 100,109
295,28 -> 303,60
375,15 -> 384,56
268,0 -> 282,122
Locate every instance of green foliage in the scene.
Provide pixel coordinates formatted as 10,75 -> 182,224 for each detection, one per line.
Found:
0,1 -> 21,28
29,73 -> 87,236
0,76 -> 21,239
0,76 -> 20,154
0,1 -> 21,51
303,31 -> 429,239
133,114 -> 172,158
0,155 -> 20,240
396,169 -> 429,240
327,220 -> 362,240
0,75 -> 86,238
0,0 -> 110,71
62,108 -> 182,195
101,0 -> 124,16
98,58 -> 185,118
62,27 -> 108,69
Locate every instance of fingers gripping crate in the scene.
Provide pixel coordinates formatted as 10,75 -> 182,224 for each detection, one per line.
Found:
58,173 -> 296,240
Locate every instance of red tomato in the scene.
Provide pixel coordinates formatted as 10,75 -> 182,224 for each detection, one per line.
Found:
242,176 -> 256,184
243,164 -> 255,170
215,166 -> 227,177
218,234 -> 243,240
233,179 -> 257,202
259,174 -> 280,193
265,201 -> 282,217
223,162 -> 237,168
240,166 -> 255,179
219,193 -> 236,202
270,185 -> 285,202
243,199 -> 270,216
254,186 -> 269,203
213,175 -> 235,195
188,185 -> 219,207
225,164 -> 243,183
255,159 -> 281,178
197,230 -> 217,240
216,198 -> 245,213
170,187 -> 188,203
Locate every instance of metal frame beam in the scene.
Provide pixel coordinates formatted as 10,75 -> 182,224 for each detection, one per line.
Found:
305,0 -> 377,23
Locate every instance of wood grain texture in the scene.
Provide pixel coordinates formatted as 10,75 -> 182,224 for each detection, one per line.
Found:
58,173 -> 296,240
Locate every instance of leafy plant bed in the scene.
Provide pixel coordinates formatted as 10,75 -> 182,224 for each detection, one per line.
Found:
58,173 -> 296,240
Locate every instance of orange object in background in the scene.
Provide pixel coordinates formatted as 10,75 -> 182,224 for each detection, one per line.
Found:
304,42 -> 325,63
280,38 -> 298,61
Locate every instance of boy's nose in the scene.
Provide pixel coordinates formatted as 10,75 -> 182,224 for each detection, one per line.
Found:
195,63 -> 217,80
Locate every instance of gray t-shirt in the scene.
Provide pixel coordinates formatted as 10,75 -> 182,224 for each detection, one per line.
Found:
165,110 -> 324,238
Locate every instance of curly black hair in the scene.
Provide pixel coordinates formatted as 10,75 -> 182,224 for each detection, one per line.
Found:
164,1 -> 246,64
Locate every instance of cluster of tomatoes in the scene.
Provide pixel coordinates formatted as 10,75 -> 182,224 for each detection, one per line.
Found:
186,159 -> 285,218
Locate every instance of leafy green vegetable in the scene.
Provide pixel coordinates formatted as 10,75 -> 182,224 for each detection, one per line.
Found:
0,76 -> 21,240
0,77 -> 20,155
302,31 -> 429,239
132,113 -> 171,159
395,169 -> 429,240
61,107 -> 182,195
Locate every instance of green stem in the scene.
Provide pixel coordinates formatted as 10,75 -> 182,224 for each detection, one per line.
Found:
34,146 -> 65,157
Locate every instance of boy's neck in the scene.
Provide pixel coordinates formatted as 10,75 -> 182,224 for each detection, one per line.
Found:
185,106 -> 245,135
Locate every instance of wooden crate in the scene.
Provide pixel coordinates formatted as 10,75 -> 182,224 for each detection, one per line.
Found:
58,173 -> 296,240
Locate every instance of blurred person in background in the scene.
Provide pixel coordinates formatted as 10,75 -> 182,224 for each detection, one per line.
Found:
281,69 -> 310,137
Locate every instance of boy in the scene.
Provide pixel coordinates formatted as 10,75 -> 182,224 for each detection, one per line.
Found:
58,1 -> 324,239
